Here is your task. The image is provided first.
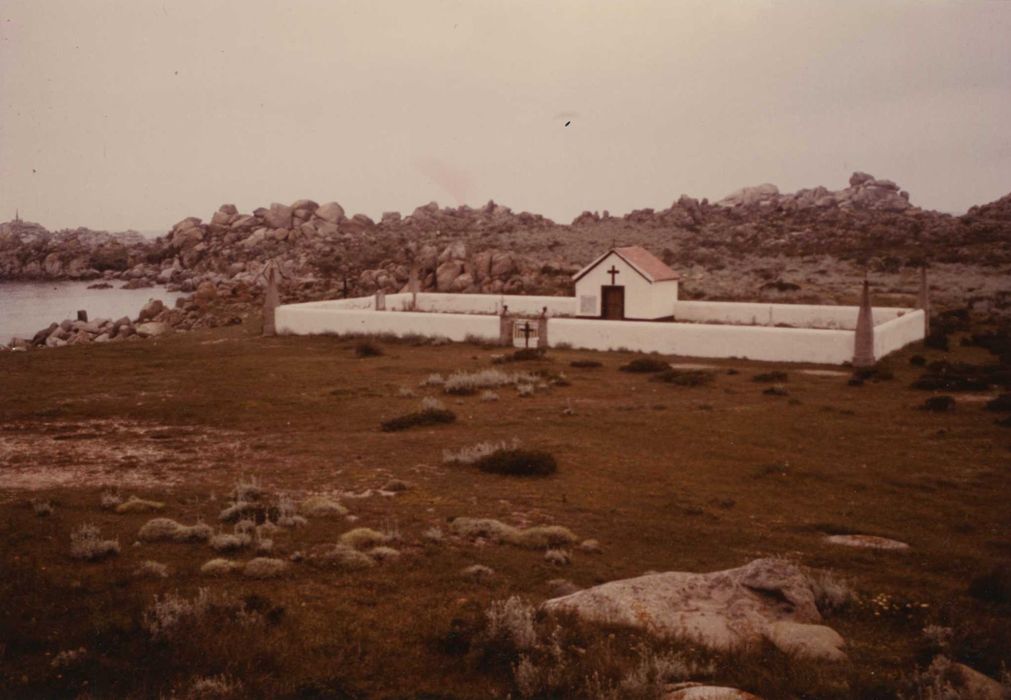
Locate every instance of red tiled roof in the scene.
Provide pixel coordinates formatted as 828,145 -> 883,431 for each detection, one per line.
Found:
572,246 -> 679,284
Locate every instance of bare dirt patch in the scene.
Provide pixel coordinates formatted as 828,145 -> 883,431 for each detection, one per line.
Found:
0,419 -> 258,491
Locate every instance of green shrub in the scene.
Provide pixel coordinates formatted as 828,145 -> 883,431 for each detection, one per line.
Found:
474,449 -> 557,476
619,357 -> 669,373
653,369 -> 715,386
380,408 -> 456,432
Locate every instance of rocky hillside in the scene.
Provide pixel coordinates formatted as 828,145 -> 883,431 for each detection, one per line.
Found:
2,172 -> 1009,306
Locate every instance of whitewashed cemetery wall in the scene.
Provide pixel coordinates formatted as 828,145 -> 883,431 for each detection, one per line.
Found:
407,293 -> 578,316
275,300 -> 500,341
670,300 -> 909,330
549,318 -> 856,364
873,309 -> 926,360
275,294 -> 925,365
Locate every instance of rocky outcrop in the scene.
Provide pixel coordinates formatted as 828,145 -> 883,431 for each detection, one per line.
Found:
2,173 -> 1009,306
543,558 -> 847,661
716,173 -> 912,213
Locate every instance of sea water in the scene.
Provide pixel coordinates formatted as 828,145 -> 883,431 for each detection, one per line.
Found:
0,281 -> 184,344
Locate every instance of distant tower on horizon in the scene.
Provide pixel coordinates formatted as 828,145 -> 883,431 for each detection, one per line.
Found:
14,209 -> 20,222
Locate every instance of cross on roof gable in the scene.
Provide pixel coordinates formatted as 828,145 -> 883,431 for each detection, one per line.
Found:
572,246 -> 679,284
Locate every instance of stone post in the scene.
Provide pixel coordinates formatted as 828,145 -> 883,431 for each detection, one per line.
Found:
852,279 -> 875,368
916,266 -> 930,336
537,307 -> 549,350
77,310 -> 88,322
409,262 -> 419,311
263,263 -> 280,336
375,290 -> 386,311
499,305 -> 512,346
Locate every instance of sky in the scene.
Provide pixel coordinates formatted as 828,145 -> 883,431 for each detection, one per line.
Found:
1,1 -> 1009,232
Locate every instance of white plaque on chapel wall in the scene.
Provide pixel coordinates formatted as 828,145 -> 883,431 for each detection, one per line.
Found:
579,296 -> 597,314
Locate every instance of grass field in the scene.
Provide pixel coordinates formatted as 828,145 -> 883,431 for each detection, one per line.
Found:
1,319 -> 1008,698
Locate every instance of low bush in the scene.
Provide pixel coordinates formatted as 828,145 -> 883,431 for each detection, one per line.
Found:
354,340 -> 383,358
619,357 -> 669,373
968,563 -> 1011,604
921,396 -> 956,412
654,369 -> 715,386
852,365 -> 894,382
752,370 -> 788,382
911,361 -> 1007,391
473,448 -> 557,476
381,407 -> 456,432
569,359 -> 602,369
493,348 -> 546,364
924,330 -> 950,351
985,394 -> 1011,412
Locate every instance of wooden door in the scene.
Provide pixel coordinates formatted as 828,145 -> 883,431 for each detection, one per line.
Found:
601,286 -> 625,320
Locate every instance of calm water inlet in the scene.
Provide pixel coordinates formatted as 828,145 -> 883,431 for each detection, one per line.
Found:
0,282 -> 185,344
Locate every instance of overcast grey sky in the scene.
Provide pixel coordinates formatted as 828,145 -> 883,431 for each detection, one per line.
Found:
1,1 -> 1009,232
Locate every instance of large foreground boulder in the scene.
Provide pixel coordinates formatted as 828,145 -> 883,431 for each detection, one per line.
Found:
543,558 -> 846,661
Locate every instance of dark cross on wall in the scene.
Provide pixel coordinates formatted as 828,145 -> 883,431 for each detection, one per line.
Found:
520,321 -> 534,348
607,265 -> 620,285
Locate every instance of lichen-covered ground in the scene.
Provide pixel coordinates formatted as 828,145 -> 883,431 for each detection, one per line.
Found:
1,321 -> 1008,698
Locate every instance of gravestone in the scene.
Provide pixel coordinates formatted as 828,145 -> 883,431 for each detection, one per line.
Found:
375,290 -> 386,311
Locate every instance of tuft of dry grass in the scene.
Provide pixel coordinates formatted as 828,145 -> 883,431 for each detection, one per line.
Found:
368,546 -> 401,562
298,495 -> 348,518
31,499 -> 53,517
444,438 -> 521,465
209,533 -> 250,552
313,544 -> 376,571
115,496 -> 165,514
242,557 -> 288,579
69,523 -> 119,561
339,527 -> 391,550
138,518 -> 213,543
200,558 -> 240,576
544,549 -> 571,566
449,517 -> 578,549
135,560 -> 170,578
461,564 -> 495,582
